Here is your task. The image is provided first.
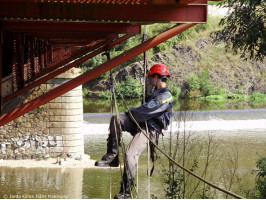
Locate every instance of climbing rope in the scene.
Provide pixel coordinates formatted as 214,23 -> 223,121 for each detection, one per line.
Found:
109,165 -> 112,199
142,25 -> 151,199
107,67 -> 139,198
104,51 -> 125,199
109,75 -> 132,199
113,90 -> 139,199
106,53 -> 115,199
112,78 -> 244,199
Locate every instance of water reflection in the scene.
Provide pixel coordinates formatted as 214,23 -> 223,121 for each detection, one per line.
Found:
83,98 -> 266,113
0,130 -> 266,199
0,167 -> 83,199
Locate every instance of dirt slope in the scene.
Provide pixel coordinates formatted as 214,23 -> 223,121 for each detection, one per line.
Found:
86,37 -> 265,96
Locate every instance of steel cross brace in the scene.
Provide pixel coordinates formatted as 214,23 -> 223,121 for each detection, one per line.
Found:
0,23 -> 196,126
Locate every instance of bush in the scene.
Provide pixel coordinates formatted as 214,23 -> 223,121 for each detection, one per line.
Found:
82,88 -> 89,97
250,92 -> 266,106
250,92 -> 266,101
117,76 -> 143,98
168,80 -> 181,99
98,90 -> 111,99
254,155 -> 266,198
185,69 -> 215,98
246,154 -> 266,199
99,75 -> 143,99
186,73 -> 201,91
216,87 -> 227,95
199,69 -> 215,96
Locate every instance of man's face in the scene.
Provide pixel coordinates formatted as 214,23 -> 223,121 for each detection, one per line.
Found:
146,76 -> 156,96
149,75 -> 158,86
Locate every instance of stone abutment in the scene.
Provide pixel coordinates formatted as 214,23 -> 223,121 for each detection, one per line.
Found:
0,68 -> 84,159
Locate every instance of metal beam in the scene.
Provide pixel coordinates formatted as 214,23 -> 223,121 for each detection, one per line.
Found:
3,34 -> 134,103
3,22 -> 141,34
0,23 -> 3,113
27,33 -> 119,40
178,0 -> 207,5
0,2 -> 207,23
3,41 -> 107,102
0,23 -> 196,126
0,0 -> 209,5
27,40 -> 112,83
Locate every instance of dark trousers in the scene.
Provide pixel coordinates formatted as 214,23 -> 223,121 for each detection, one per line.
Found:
109,113 -> 159,181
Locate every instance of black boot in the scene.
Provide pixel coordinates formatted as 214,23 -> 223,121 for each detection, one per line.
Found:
114,174 -> 133,199
95,137 -> 119,167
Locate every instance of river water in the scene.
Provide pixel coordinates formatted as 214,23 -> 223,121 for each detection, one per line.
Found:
1,109 -> 266,199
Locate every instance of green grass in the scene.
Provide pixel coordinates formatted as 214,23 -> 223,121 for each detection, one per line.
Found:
208,1 -> 221,5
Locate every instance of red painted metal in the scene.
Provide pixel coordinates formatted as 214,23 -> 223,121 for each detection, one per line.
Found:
4,34 -> 134,103
4,42 -> 106,102
0,2 -> 207,23
3,22 -> 141,35
13,33 -> 25,89
0,23 -> 3,112
29,37 -> 35,78
29,33 -> 119,40
12,35 -> 17,92
178,0 -> 207,5
26,34 -> 134,84
26,41 -> 108,83
0,23 -> 195,125
0,0 -> 207,5
38,40 -> 43,71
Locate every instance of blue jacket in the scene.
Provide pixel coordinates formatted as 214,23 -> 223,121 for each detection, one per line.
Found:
129,87 -> 173,134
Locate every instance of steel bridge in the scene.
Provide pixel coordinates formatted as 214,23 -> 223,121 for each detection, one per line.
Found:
0,0 -> 218,126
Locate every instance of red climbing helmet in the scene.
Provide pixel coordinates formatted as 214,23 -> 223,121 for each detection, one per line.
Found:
148,63 -> 170,77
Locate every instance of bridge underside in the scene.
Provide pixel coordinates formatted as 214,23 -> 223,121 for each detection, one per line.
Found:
0,0 -> 217,125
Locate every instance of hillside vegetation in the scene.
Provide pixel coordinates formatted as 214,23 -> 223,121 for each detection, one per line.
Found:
81,12 -> 265,105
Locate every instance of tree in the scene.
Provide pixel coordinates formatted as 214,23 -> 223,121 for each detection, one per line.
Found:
213,0 -> 266,61
253,154 -> 266,198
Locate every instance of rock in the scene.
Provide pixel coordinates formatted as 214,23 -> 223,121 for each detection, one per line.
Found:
15,155 -> 22,160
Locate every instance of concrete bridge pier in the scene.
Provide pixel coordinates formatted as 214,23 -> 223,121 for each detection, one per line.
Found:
46,68 -> 84,158
0,68 -> 84,159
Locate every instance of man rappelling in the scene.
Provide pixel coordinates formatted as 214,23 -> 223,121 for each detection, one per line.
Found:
95,63 -> 173,199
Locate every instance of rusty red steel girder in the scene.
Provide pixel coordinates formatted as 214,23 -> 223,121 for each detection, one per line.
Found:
3,34 -> 134,103
0,0 -> 207,4
0,1 -> 207,23
25,44 -> 105,84
0,24 -> 3,110
3,22 -> 141,35
35,33 -> 133,80
11,33 -> 51,90
0,23 -> 196,126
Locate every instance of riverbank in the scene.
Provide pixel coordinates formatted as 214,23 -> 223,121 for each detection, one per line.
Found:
0,154 -> 97,169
